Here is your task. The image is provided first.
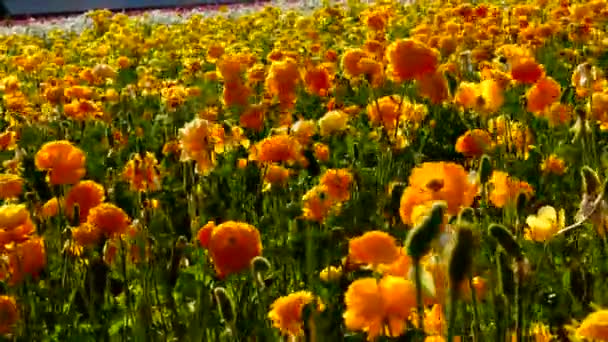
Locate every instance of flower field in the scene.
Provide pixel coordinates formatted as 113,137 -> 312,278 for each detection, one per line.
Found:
1,0 -> 608,340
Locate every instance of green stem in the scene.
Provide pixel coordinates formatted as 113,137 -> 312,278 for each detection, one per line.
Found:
447,287 -> 457,342
414,260 -> 425,340
469,277 -> 481,342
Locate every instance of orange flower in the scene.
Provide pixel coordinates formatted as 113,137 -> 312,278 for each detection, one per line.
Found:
344,275 -> 417,340
541,154 -> 567,175
40,197 -> 61,220
342,49 -> 368,79
527,77 -> 561,114
87,203 -> 130,237
0,174 -> 22,199
122,152 -> 162,192
477,79 -> 504,114
0,204 -> 35,249
386,39 -> 439,82
302,185 -> 336,222
0,295 -> 18,334
263,164 -> 290,187
455,129 -> 492,157
545,102 -> 573,127
367,95 -> 405,131
417,71 -> 449,104
266,58 -> 300,109
454,82 -> 479,109
0,130 -> 17,151
348,231 -> 401,266
575,309 -> 608,341
222,80 -> 251,107
34,140 -> 86,185
268,291 -> 324,337
72,222 -> 102,247
249,134 -> 302,165
65,180 -> 105,223
240,104 -> 265,132
400,162 -> 477,225
217,54 -> 247,83
510,58 -> 544,84
8,237 -> 46,285
489,171 -> 534,208
379,247 -> 412,277
591,92 -> 608,123
197,221 -> 262,279
304,64 -> 332,97
291,119 -> 317,145
313,143 -> 330,163
319,168 -> 353,202
179,118 -> 225,175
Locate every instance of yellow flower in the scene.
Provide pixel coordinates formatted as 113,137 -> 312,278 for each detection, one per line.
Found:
268,291 -> 324,337
318,110 -> 349,137
575,309 -> 608,341
525,206 -> 565,242
319,265 -> 342,282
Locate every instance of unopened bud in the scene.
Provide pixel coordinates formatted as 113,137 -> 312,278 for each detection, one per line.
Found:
250,256 -> 272,290
406,201 -> 447,260
449,225 -> 476,296
478,154 -> 492,185
489,224 -> 523,261
213,287 -> 236,325
581,166 -> 602,197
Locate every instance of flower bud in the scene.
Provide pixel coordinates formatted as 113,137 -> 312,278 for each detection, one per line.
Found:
406,201 -> 447,260
489,224 -> 523,261
448,225 -> 475,296
213,287 -> 236,326
250,256 -> 272,290
478,154 -> 492,185
581,166 -> 602,197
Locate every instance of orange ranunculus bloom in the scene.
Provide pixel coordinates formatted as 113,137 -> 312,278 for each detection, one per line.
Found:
302,185 -> 336,223
400,162 -> 477,225
249,134 -> 302,165
344,275 -> 417,340
319,168 -> 353,202
240,104 -> 266,132
263,164 -> 290,187
510,58 -> 544,84
488,171 -> 534,208
34,140 -> 86,185
40,197 -> 61,220
304,64 -> 332,97
455,129 -> 492,157
386,39 -> 439,82
65,180 -> 105,223
0,174 -> 23,199
72,222 -> 102,247
86,203 -> 130,237
268,291 -> 324,337
348,231 -> 401,266
417,71 -> 449,104
8,237 -> 46,285
179,118 -> 225,175
313,143 -> 330,163
265,58 -> 300,109
0,295 -> 18,334
197,221 -> 262,279
342,49 -> 369,80
575,309 -> 608,341
0,204 -> 35,250
366,95 -> 405,131
527,77 -> 561,114
122,152 -> 162,192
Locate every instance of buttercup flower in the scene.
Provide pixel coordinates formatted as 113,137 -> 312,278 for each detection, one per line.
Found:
344,275 -> 417,340
268,291 -> 324,337
348,231 -> 401,266
35,140 -> 86,185
525,206 -> 565,242
197,221 -> 262,279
